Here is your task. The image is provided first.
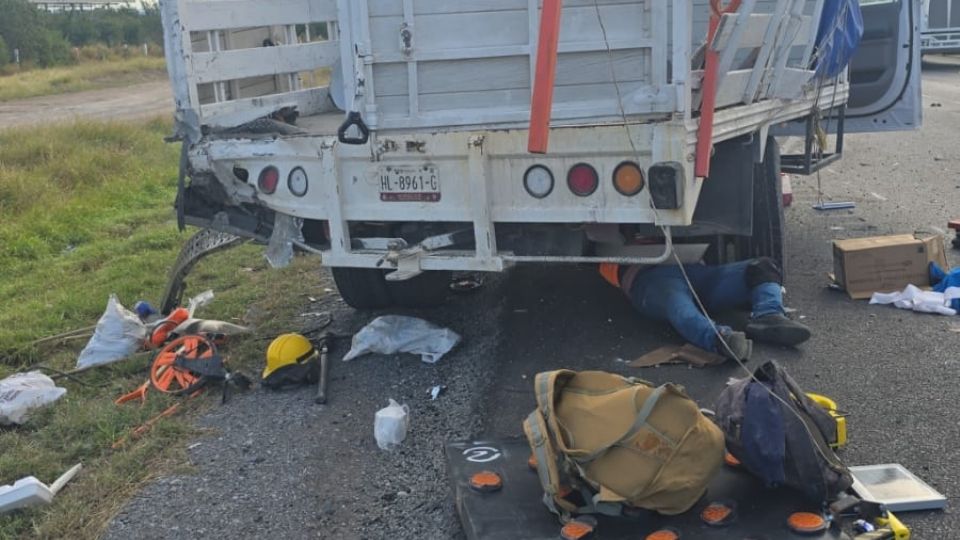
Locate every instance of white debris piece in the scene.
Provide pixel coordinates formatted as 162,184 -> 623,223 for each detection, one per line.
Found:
0,464 -> 82,514
374,399 -> 409,451
870,285 -> 960,317
343,316 -> 461,364
0,372 -> 67,426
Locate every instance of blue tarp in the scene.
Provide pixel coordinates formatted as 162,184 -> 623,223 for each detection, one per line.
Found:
931,263 -> 960,313
814,0 -> 865,79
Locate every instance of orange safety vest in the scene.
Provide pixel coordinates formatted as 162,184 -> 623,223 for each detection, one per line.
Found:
599,263 -> 620,288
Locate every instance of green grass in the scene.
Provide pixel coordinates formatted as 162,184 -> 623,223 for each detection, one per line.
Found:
0,57 -> 167,102
0,120 -> 329,539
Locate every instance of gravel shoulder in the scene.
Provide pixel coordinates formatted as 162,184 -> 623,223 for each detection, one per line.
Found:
103,274 -> 508,540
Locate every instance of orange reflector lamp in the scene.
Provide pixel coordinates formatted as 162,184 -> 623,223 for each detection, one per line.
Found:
613,161 -> 645,196
560,520 -> 595,540
468,471 -> 503,493
700,502 -> 735,526
788,512 -> 828,534
724,452 -> 741,467
528,454 -> 538,470
645,527 -> 680,540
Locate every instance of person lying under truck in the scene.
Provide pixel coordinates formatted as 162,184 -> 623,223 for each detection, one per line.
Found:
600,257 -> 811,360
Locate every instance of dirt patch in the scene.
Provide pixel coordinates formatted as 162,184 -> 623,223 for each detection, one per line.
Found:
0,80 -> 173,130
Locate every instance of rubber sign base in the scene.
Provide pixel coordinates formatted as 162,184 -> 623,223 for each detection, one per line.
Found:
446,438 -> 852,540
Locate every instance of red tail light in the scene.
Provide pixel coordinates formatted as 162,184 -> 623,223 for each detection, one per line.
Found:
567,163 -> 598,197
258,166 -> 279,194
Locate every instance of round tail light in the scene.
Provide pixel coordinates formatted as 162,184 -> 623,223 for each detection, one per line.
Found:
258,166 -> 279,194
567,163 -> 598,197
613,161 -> 645,196
524,165 -> 555,198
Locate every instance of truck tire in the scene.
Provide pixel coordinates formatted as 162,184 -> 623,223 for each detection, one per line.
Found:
750,137 -> 786,271
387,271 -> 452,308
331,267 -> 392,309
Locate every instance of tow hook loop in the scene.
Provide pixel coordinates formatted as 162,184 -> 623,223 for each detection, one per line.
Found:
338,111 -> 370,145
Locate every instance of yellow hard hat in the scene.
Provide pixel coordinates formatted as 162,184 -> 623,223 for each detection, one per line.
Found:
263,333 -> 317,379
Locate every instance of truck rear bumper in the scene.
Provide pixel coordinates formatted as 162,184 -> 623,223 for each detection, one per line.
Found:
184,83 -> 847,273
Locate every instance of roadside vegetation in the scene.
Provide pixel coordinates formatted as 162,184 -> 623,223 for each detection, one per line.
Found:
0,0 -> 167,100
0,55 -> 166,102
0,120 -> 323,538
0,0 -> 162,69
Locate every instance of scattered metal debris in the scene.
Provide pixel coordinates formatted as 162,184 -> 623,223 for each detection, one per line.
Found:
428,385 -> 446,401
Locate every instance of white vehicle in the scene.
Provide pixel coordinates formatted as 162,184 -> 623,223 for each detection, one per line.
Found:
921,0 -> 960,53
158,0 -> 921,308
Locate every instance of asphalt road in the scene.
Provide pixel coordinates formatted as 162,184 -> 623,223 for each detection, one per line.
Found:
104,58 -> 960,540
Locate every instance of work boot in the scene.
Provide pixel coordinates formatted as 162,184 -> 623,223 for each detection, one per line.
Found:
717,331 -> 752,361
746,313 -> 812,346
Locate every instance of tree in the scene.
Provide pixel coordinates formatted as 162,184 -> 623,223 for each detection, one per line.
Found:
0,35 -> 9,67
0,0 -> 45,59
35,30 -> 72,67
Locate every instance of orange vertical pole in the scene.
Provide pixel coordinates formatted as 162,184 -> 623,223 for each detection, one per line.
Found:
696,0 -> 742,178
528,0 -> 563,154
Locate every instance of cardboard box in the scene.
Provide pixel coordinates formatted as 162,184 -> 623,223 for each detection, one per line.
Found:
832,234 -> 950,299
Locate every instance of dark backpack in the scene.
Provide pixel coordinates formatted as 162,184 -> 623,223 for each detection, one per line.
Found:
714,361 -> 853,503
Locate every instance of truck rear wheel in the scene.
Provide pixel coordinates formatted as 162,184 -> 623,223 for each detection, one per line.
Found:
331,267 -> 392,309
386,271 -> 452,308
750,137 -> 786,271
331,267 -> 451,309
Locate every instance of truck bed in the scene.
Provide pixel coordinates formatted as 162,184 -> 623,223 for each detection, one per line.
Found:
164,0 -> 835,139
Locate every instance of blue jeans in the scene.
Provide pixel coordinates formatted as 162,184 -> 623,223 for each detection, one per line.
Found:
627,261 -> 784,352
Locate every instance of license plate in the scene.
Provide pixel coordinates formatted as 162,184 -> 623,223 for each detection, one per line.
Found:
379,165 -> 441,202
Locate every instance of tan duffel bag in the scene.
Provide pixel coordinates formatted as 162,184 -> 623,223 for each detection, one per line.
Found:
523,370 -> 724,516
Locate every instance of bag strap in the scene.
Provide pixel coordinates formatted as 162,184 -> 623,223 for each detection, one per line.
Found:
570,385 -> 667,465
525,409 -> 628,518
534,371 -> 553,420
524,409 -> 578,516
535,370 -> 578,454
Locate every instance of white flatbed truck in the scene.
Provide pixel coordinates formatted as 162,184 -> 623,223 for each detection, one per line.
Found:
158,0 -> 921,308
921,0 -> 960,53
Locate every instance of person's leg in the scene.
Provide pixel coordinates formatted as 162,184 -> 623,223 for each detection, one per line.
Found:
684,258 -> 786,316
742,257 -> 811,346
681,258 -> 810,346
629,267 -> 749,357
684,260 -> 754,313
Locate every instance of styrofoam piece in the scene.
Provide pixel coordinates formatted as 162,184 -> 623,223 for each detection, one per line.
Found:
0,464 -> 83,515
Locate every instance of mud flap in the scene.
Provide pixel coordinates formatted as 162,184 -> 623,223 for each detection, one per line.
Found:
159,229 -> 246,315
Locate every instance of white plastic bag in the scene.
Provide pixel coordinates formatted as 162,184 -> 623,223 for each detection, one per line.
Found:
0,372 -> 67,425
343,316 -> 461,364
76,295 -> 147,369
374,399 -> 410,451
